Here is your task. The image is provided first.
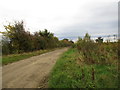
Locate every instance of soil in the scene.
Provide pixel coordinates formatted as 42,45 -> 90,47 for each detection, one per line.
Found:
2,48 -> 68,88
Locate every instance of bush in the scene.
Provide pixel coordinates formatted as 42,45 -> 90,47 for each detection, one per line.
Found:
1,21 -> 74,55
76,33 -> 118,65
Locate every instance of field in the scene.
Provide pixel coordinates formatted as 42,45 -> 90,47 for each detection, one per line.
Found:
1,22 -> 119,88
2,49 -> 56,65
49,44 -> 118,88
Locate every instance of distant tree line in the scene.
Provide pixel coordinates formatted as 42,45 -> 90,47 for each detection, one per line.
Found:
1,21 -> 74,55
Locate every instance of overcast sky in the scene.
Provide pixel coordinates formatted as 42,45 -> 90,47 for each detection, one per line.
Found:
0,0 -> 118,41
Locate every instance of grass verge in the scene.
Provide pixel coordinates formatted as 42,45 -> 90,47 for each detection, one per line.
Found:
2,48 -> 57,65
48,48 -> 118,88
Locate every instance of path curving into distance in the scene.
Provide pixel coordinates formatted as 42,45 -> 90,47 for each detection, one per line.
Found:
2,48 -> 68,88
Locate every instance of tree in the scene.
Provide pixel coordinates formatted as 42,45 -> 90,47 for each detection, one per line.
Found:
39,29 -> 53,38
39,29 -> 55,49
83,33 -> 91,42
63,38 -> 69,41
69,40 -> 74,44
3,21 -> 33,53
95,37 -> 103,43
1,36 -> 11,55
113,34 -> 117,42
1,20 -> 74,55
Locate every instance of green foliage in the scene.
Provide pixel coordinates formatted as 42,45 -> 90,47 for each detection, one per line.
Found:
3,21 -> 33,53
1,36 -> 10,55
49,33 -> 118,88
59,39 -> 74,47
83,33 -> 91,42
49,48 -> 118,88
96,37 -> 103,43
2,49 -> 54,65
2,21 -> 74,55
76,33 -> 118,65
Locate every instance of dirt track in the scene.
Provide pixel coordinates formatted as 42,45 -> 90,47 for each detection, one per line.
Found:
2,48 -> 68,88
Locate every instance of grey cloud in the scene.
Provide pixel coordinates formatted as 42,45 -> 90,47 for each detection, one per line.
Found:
55,2 -> 117,40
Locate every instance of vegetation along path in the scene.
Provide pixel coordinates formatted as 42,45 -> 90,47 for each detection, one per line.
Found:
2,48 -> 68,88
